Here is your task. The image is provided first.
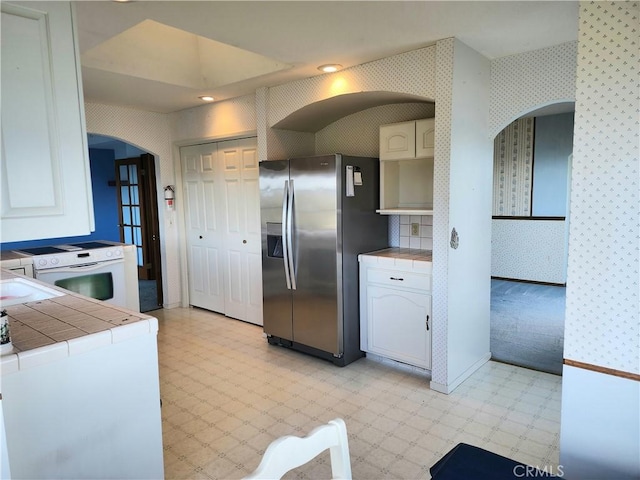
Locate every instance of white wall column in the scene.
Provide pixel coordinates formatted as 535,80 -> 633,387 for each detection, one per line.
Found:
430,38 -> 492,394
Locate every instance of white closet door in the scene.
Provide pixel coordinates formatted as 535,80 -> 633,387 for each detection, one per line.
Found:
180,138 -> 262,325
180,143 -> 226,313
220,138 -> 263,325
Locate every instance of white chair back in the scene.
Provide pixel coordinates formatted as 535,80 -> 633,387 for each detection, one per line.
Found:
243,418 -> 352,480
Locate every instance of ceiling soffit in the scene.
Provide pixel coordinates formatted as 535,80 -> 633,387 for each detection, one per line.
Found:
273,92 -> 434,133
81,19 -> 292,90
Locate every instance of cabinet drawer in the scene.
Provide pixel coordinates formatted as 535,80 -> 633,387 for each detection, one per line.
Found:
367,268 -> 431,291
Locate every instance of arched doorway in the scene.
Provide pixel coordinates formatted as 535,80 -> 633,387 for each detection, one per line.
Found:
88,134 -> 164,312
489,102 -> 574,375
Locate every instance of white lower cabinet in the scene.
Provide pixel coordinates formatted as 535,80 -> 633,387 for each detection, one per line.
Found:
367,285 -> 431,368
359,253 -> 432,369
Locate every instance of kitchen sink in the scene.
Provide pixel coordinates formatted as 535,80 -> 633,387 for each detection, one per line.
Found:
0,277 -> 64,307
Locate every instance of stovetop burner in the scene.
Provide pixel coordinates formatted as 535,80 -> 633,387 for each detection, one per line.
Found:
16,241 -> 117,256
16,246 -> 67,255
69,241 -> 115,250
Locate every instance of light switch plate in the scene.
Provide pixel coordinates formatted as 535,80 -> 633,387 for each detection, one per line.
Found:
411,223 -> 419,236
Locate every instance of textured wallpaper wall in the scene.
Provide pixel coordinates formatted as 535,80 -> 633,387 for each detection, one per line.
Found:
170,94 -> 257,142
489,41 -> 577,138
491,113 -> 575,284
428,38 -> 456,387
267,46 -> 437,127
559,4 -> 639,477
564,1 -> 639,374
492,118 -> 534,216
492,219 -> 567,284
257,46 -> 437,162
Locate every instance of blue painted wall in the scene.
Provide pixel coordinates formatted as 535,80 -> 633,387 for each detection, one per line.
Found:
532,112 -> 575,216
1,148 -> 120,251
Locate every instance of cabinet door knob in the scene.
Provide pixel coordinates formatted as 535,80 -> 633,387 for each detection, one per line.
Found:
426,315 -> 430,331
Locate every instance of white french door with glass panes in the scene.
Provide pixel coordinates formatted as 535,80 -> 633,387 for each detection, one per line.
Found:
180,138 -> 263,325
116,159 -> 144,277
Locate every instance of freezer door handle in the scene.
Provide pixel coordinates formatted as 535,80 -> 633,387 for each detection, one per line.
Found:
287,179 -> 297,290
282,180 -> 292,290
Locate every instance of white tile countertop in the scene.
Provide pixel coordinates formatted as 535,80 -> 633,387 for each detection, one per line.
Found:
0,251 -> 31,262
0,250 -> 34,268
358,247 -> 432,273
0,269 -> 157,375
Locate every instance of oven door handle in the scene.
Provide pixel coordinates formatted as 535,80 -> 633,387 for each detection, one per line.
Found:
36,258 -> 124,274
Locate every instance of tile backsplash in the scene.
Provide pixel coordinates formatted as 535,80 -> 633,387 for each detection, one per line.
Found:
388,215 -> 433,250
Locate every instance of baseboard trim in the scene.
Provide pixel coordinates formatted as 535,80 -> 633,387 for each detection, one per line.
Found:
162,302 -> 182,310
492,216 -> 566,221
430,352 -> 491,394
491,276 -> 566,287
564,359 -> 640,382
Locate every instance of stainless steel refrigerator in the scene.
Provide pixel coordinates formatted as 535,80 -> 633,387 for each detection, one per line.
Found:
260,154 -> 388,366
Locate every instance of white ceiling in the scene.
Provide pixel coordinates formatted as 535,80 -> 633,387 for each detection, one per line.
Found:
75,1 -> 579,114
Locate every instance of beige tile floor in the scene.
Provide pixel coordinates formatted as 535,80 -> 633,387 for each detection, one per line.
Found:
155,307 -> 562,479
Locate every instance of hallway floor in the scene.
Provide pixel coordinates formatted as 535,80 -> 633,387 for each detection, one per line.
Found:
155,307 -> 562,479
139,279 -> 161,313
490,279 -> 566,375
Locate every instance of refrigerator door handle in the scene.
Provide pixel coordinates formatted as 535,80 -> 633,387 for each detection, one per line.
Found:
287,179 -> 297,290
282,180 -> 292,290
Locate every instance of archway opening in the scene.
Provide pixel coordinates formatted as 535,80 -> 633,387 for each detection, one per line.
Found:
87,134 -> 164,313
489,102 -> 575,375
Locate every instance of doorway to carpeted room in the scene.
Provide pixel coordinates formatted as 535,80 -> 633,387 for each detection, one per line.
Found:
139,279 -> 161,313
490,279 -> 565,375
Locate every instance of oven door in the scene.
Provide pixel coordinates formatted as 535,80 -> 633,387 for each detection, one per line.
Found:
35,259 -> 126,308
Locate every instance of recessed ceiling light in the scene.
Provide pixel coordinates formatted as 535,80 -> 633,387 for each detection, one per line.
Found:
318,64 -> 342,73
199,96 -> 215,102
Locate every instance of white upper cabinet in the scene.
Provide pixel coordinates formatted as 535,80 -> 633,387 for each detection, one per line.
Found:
415,118 -> 435,159
379,120 -> 416,160
378,118 -> 435,215
1,2 -> 94,242
379,118 -> 434,161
